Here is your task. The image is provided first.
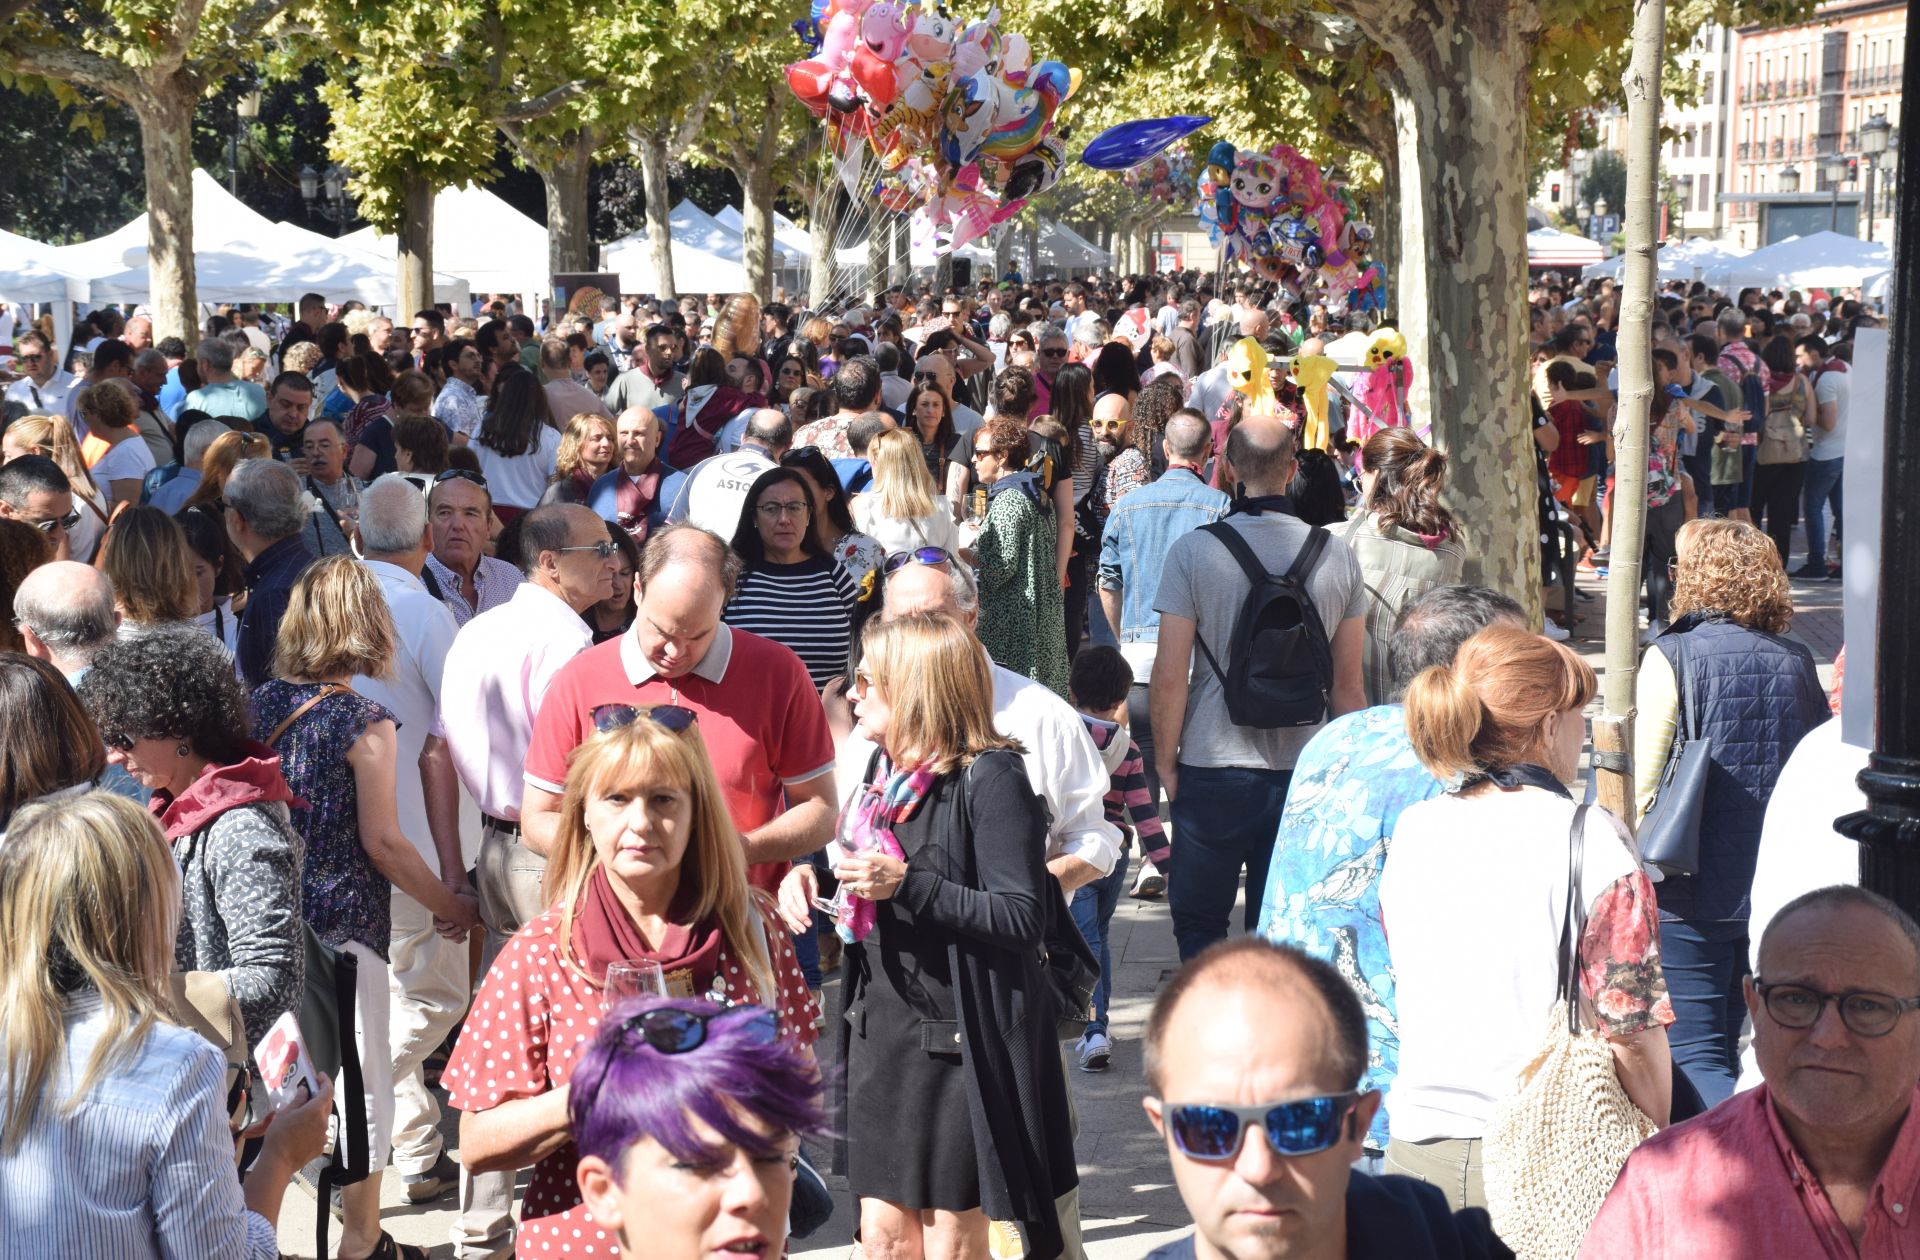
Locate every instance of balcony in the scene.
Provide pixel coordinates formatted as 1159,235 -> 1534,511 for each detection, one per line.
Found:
1848,64 -> 1904,91
1736,142 -> 1752,158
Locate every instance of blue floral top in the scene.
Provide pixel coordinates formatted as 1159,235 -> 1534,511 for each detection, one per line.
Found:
253,680 -> 396,960
1256,705 -> 1444,1151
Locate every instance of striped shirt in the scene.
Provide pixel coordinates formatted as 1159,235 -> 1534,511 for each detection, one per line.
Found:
722,555 -> 855,688
1105,737 -> 1166,859
0,991 -> 278,1259
424,552 -> 523,628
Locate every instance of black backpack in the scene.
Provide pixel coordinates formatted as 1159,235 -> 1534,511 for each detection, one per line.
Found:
1192,520 -> 1335,729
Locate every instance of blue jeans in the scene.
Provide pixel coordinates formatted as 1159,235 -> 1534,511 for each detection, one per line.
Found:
1802,456 -> 1844,568
1659,915 -> 1749,1109
1069,846 -> 1129,1033
790,923 -> 822,990
1168,764 -> 1293,961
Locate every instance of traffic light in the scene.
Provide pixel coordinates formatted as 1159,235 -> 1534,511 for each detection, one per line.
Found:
1848,157 -> 1860,181
1552,181 -> 1563,201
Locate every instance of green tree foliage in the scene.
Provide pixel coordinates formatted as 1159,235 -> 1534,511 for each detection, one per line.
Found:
1581,150 -> 1629,213
0,81 -> 145,241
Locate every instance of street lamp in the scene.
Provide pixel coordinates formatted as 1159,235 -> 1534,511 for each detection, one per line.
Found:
1861,112 -> 1892,241
1675,174 -> 1695,234
298,163 -> 355,236
1825,153 -> 1851,231
229,85 -> 260,197
1779,165 -> 1802,193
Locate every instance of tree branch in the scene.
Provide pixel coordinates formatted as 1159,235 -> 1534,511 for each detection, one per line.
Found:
223,0 -> 303,48
1,39 -> 136,97
499,78 -> 594,123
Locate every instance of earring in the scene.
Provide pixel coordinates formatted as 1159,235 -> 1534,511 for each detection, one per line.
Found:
176,743 -> 191,757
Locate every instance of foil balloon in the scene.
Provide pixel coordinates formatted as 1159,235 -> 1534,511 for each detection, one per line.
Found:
849,0 -> 913,107
1349,327 -> 1413,444
1079,115 -> 1212,171
1227,337 -> 1279,420
1287,355 -> 1337,453
1003,134 -> 1066,202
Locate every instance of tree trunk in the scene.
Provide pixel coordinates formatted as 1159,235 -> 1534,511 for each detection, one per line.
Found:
1365,0 -> 1542,618
136,82 -> 198,347
808,186 -> 839,309
1025,219 -> 1040,279
396,171 -> 435,316
738,87 -> 786,302
1372,152 -> 1401,300
994,223 -> 1015,280
1597,0 -> 1668,813
540,131 -> 595,275
635,131 -> 677,300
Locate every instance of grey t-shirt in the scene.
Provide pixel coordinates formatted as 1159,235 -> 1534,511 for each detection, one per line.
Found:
1154,511 -> 1365,771
1809,365 -> 1849,462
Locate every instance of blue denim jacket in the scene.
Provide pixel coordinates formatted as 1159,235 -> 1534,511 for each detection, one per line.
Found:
1096,468 -> 1230,644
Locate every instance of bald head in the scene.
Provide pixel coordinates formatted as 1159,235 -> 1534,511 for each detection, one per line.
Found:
1164,411 -> 1213,463
1236,308 -> 1271,341
13,561 -> 119,671
1298,336 -> 1326,357
1223,415 -> 1297,494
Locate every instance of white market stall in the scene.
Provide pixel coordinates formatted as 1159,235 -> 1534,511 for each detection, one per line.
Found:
601,200 -> 804,295
1580,237 -> 1749,284
341,183 -> 549,302
0,228 -> 91,304
1701,230 -> 1892,293
1527,226 -> 1607,270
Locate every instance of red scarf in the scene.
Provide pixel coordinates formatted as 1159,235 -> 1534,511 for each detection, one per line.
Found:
615,463 -> 661,542
568,865 -> 724,998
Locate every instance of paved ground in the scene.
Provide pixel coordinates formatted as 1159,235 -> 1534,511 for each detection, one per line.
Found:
280,520 -> 1846,1260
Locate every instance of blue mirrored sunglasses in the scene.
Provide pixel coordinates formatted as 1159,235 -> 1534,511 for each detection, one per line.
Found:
1163,1093 -> 1359,1162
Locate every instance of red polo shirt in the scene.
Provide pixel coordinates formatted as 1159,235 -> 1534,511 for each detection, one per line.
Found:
524,623 -> 834,890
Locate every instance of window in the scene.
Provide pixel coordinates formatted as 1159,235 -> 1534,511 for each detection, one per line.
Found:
1705,70 -> 1716,102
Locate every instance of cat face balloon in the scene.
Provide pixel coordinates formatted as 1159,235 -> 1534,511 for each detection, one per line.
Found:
1229,154 -> 1284,216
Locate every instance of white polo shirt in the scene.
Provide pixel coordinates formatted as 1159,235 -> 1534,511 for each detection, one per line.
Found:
436,579 -> 595,822
353,560 -> 478,867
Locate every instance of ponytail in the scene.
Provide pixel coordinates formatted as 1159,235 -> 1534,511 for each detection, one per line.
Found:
1362,429 -> 1458,541
1403,663 -> 1487,782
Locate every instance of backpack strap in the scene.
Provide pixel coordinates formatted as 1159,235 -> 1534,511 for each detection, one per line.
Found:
1189,521 -> 1331,691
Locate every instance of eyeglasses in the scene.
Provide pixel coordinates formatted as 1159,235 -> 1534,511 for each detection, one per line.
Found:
782,445 -> 821,463
972,444 -> 996,457
883,546 -> 953,574
15,354 -> 43,366
555,540 -> 618,560
32,509 -> 81,534
590,703 -> 699,736
576,1004 -> 779,1120
757,500 -> 809,519
1159,1093 -> 1359,1162
1755,981 -> 1920,1038
1040,347 -> 1068,358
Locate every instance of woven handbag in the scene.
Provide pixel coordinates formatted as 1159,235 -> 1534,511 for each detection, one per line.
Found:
1482,803 -> 1659,1260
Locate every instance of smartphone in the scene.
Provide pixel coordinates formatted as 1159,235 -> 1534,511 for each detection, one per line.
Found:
254,1010 -> 319,1110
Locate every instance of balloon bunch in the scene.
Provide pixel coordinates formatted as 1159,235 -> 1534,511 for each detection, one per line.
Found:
1197,141 -> 1388,318
786,2 -> 1076,258
1120,150 -> 1196,206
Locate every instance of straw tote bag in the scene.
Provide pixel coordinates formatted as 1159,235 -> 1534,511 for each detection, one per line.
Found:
1482,804 -> 1659,1260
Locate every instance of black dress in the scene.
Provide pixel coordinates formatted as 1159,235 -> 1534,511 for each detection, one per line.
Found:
840,749 -> 1076,1232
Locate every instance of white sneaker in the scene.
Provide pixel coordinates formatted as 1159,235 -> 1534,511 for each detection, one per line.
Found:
1075,1029 -> 1112,1072
1543,619 -> 1572,642
1129,859 -> 1167,900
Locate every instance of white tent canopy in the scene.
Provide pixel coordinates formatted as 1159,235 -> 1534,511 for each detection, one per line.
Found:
714,206 -> 815,263
1034,221 -> 1111,270
47,169 -> 468,306
601,200 -> 807,294
341,183 -> 549,300
1580,236 -> 1749,283
1701,230 -> 1891,292
1527,226 -> 1606,268
0,228 -> 90,303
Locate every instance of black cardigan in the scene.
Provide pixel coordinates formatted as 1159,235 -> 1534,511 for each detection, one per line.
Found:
836,749 -> 1079,1258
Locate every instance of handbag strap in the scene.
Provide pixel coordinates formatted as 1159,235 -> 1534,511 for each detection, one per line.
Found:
265,683 -> 352,747
1673,636 -> 1700,743
1557,803 -> 1591,1035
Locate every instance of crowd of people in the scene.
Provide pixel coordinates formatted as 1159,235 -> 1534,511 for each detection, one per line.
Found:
0,262 -> 1887,1260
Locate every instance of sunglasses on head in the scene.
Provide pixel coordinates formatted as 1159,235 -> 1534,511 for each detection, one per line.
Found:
433,468 -> 488,489
1159,1093 -> 1360,1162
577,1004 -> 779,1118
782,445 -> 821,463
882,546 -> 953,575
590,703 -> 698,736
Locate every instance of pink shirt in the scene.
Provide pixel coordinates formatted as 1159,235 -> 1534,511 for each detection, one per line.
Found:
1581,1084 -> 1920,1260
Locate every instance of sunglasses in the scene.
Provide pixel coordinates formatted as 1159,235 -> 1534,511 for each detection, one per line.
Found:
590,703 -> 699,736
577,1004 -> 779,1118
883,546 -> 952,574
555,540 -> 618,560
782,445 -> 822,463
1040,347 -> 1068,357
32,509 -> 81,533
433,468 -> 488,489
1159,1093 -> 1359,1162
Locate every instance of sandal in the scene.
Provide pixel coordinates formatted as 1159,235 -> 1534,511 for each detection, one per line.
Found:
348,1231 -> 428,1260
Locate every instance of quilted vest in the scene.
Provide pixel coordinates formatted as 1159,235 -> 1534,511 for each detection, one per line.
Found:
1651,614 -> 1829,921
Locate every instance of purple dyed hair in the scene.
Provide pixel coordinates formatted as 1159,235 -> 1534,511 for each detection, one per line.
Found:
568,995 -> 829,1175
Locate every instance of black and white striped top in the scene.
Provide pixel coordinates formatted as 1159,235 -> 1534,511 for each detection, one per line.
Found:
723,554 -> 856,688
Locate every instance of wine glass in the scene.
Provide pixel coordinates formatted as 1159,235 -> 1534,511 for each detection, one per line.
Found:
604,960 -> 666,1008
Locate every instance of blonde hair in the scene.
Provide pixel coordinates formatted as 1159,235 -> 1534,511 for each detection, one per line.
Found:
0,792 -> 180,1151
1403,622 -> 1596,783
5,413 -> 91,491
546,720 -> 774,1001
182,430 -> 271,512
272,554 -> 397,682
283,342 -> 323,376
861,613 -> 1020,775
554,412 -> 617,481
1670,518 -> 1793,635
99,506 -> 199,624
76,382 -> 137,432
867,427 -> 937,521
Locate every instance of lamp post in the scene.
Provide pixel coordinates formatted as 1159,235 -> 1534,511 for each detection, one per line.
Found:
229,86 -> 260,197
298,163 -> 355,236
1862,112 -> 1892,241
1577,199 -> 1594,236
1675,173 -> 1695,236
1825,153 -> 1851,231
1779,165 -> 1802,192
